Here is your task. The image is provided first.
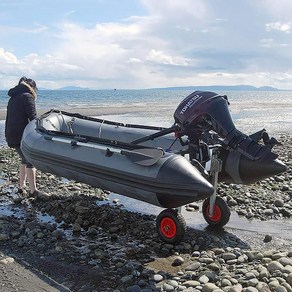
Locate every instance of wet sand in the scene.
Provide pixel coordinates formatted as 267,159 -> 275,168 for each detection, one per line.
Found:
0,104 -> 174,121
0,108 -> 118,121
103,193 -> 292,240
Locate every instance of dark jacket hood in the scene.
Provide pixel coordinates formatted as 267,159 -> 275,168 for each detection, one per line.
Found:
8,83 -> 37,99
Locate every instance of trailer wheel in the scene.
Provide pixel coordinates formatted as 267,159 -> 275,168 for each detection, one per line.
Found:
202,196 -> 230,227
156,209 -> 186,244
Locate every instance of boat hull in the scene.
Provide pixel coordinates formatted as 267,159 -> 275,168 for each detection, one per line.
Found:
21,116 -> 214,208
21,108 -> 287,205
42,110 -> 287,185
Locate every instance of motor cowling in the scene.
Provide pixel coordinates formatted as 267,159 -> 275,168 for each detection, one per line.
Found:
173,91 -> 287,184
174,91 -> 233,137
174,91 -> 277,161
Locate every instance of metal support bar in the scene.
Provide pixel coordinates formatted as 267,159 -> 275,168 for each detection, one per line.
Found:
131,125 -> 178,145
208,149 -> 222,217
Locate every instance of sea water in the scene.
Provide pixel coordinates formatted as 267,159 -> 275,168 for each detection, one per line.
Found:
0,89 -> 292,146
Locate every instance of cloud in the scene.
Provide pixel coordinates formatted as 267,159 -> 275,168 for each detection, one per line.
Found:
43,0 -> 216,88
141,0 -> 209,20
127,58 -> 142,64
25,23 -> 48,34
0,48 -> 18,64
260,38 -> 291,48
1,0 -> 292,89
0,48 -> 83,88
266,22 -> 291,33
258,0 -> 292,20
0,23 -> 48,35
146,49 -> 190,66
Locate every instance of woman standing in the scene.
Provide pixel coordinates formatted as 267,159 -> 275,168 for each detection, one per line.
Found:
5,77 -> 45,197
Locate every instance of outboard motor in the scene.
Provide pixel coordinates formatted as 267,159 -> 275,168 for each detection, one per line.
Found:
174,91 -> 287,184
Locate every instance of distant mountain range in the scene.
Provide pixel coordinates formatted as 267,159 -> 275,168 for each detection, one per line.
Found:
39,85 -> 285,91
157,85 -> 280,91
58,86 -> 90,90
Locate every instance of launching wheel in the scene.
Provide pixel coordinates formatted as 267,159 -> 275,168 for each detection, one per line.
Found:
156,209 -> 186,243
202,196 -> 230,227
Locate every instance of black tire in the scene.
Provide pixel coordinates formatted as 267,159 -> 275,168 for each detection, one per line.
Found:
156,209 -> 187,244
202,196 -> 230,227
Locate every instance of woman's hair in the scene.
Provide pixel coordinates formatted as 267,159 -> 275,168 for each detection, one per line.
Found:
18,76 -> 38,90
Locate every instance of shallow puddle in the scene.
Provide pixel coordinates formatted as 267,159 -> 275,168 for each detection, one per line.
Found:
100,193 -> 292,240
37,212 -> 57,224
0,204 -> 25,218
1,188 -> 291,241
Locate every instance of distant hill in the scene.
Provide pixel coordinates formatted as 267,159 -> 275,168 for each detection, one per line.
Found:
58,86 -> 90,90
157,85 -> 280,91
257,86 -> 278,91
38,84 -> 283,91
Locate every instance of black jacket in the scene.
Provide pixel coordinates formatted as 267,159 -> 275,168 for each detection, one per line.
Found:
5,84 -> 37,147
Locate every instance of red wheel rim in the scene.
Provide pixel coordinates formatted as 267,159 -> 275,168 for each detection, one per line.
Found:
206,204 -> 222,222
160,217 -> 177,239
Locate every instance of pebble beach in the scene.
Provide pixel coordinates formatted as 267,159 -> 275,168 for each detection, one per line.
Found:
0,131 -> 291,291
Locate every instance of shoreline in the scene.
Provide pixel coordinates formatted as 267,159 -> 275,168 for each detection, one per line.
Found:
0,104 -> 175,121
0,103 -> 292,138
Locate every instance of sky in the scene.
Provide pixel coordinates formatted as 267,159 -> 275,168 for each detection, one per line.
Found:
0,0 -> 292,90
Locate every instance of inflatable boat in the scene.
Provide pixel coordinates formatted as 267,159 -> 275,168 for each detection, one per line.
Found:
21,90 -> 287,243
21,113 -> 214,209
